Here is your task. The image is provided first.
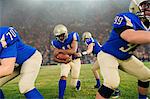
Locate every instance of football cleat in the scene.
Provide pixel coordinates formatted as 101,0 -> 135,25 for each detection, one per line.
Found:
76,80 -> 81,91
111,88 -> 121,99
94,84 -> 100,89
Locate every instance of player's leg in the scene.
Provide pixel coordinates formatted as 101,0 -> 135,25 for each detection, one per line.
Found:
92,60 -> 100,88
70,58 -> 81,91
59,63 -> 71,99
120,56 -> 150,99
18,50 -> 43,99
96,51 -> 120,99
0,66 -> 20,98
0,89 -> 4,99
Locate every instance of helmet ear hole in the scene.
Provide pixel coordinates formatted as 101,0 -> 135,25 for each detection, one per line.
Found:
132,8 -> 135,11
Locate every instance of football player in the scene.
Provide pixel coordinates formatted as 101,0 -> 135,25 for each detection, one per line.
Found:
81,32 -> 102,88
96,0 -> 150,99
81,32 -> 120,98
51,24 -> 81,99
0,26 -> 43,98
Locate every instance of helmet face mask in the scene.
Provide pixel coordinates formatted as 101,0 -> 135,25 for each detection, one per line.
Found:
140,1 -> 150,20
56,33 -> 66,41
53,24 -> 68,42
129,0 -> 150,21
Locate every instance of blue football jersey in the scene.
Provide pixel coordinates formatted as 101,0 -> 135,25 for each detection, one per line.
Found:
85,37 -> 101,56
51,32 -> 80,59
51,32 -> 80,50
0,26 -> 36,64
102,12 -> 149,60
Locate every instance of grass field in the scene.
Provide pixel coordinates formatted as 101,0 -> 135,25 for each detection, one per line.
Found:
2,62 -> 150,99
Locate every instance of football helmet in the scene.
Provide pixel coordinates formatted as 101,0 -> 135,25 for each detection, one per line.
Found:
82,32 -> 92,41
129,0 -> 150,21
53,24 -> 68,42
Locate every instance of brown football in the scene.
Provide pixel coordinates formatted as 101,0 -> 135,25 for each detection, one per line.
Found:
56,53 -> 70,60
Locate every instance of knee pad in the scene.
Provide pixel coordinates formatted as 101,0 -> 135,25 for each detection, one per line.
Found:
138,80 -> 149,88
19,81 -> 35,93
98,84 -> 114,98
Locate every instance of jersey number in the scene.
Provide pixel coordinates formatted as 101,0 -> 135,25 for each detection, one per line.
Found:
6,28 -> 17,40
114,16 -> 123,25
119,44 -> 138,54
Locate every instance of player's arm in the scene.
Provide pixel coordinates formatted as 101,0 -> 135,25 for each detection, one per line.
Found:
53,48 -> 71,63
53,56 -> 70,64
120,29 -> 150,44
57,32 -> 80,55
82,43 -> 94,55
0,57 -> 16,77
53,48 -> 60,57
57,40 -> 78,55
113,14 -> 150,44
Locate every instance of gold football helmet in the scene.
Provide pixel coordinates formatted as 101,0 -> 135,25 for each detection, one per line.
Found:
53,24 -> 68,42
82,32 -> 92,41
129,0 -> 150,21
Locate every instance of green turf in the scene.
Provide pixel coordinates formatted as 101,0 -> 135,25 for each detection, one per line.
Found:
2,62 -> 150,99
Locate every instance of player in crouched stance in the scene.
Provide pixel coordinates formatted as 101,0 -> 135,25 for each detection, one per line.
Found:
0,26 -> 43,99
51,24 -> 81,99
96,0 -> 150,99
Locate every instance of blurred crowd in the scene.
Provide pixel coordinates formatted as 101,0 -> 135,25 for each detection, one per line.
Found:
1,0 -> 149,65
4,22 -> 150,65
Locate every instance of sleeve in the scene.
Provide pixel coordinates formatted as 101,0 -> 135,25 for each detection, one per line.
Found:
51,40 -> 60,49
113,14 -> 134,35
85,38 -> 94,45
73,32 -> 80,41
0,43 -> 17,59
1,27 -> 19,48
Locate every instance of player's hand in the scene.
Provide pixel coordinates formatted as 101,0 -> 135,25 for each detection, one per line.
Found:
54,49 -> 62,56
81,51 -> 88,56
74,52 -> 82,58
64,57 -> 72,64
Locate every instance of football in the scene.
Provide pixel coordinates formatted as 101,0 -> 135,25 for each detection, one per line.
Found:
56,53 -> 70,60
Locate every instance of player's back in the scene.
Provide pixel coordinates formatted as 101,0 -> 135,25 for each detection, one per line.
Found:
0,26 -> 36,64
102,12 -> 145,60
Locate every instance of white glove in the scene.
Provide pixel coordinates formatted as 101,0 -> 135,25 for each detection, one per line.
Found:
81,51 -> 88,56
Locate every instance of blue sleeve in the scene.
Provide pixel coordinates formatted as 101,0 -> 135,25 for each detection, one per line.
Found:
73,32 -> 80,42
1,27 -> 19,48
51,40 -> 61,49
85,38 -> 94,45
113,14 -> 127,28
113,14 -> 134,34
0,43 -> 17,58
6,27 -> 19,45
